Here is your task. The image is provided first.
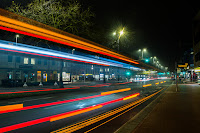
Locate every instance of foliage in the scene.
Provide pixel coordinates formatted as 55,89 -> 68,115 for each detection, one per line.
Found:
7,0 -> 95,36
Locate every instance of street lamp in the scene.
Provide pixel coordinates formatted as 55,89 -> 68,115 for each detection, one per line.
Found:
138,48 -> 147,59
150,56 -> 157,63
113,27 -> 125,51
72,49 -> 75,54
15,34 -> 19,45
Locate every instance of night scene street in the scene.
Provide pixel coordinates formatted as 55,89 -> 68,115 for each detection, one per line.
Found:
0,0 -> 200,133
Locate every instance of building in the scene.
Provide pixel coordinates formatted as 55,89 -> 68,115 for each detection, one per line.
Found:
0,40 -> 139,87
193,10 -> 200,81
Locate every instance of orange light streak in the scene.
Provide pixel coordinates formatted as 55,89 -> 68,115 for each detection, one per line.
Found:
101,88 -> 131,95
50,105 -> 102,122
142,84 -> 152,87
0,13 -> 139,64
0,104 -> 23,111
123,93 -> 140,100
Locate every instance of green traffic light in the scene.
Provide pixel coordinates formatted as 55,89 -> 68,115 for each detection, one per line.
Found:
145,59 -> 149,62
126,72 -> 131,75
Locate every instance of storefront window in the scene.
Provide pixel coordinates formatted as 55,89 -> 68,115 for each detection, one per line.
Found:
43,71 -> 47,82
37,71 -> 41,82
62,72 -> 70,81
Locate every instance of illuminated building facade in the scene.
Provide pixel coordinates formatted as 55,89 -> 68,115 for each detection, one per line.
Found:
0,40 -> 137,86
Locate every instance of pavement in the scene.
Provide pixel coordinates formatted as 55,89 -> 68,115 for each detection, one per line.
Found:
116,83 -> 200,133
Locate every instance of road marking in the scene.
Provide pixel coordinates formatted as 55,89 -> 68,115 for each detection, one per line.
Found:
0,104 -> 23,111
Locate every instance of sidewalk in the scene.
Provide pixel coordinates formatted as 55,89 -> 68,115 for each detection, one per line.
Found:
116,84 -> 200,133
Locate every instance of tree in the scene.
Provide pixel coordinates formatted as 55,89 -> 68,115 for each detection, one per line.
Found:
7,0 -> 95,36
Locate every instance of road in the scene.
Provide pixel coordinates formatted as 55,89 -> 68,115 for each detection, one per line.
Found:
0,79 -> 171,133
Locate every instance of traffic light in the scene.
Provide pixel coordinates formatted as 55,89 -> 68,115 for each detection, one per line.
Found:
145,59 -> 149,63
126,72 -> 131,75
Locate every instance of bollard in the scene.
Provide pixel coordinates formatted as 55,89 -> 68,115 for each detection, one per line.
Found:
23,82 -> 28,87
39,82 -> 43,87
54,81 -> 58,86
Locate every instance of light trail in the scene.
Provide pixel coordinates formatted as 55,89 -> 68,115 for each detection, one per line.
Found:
0,92 -> 139,133
0,88 -> 131,114
0,11 -> 139,65
0,87 -> 80,95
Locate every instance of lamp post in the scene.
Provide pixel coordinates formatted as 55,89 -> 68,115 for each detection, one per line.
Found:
138,48 -> 146,59
113,27 -> 124,51
113,27 -> 124,82
150,56 -> 157,63
15,34 -> 19,45
72,49 -> 75,54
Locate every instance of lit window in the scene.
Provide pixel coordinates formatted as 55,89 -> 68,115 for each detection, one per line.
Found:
31,58 -> 35,65
24,57 -> 28,64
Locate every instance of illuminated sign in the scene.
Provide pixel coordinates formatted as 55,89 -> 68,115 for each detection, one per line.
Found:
178,63 -> 188,68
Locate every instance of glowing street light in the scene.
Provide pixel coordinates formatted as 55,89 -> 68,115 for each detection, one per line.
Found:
15,34 -> 19,45
72,48 -> 75,54
150,56 -> 157,63
120,30 -> 124,36
113,27 -> 125,51
138,48 -> 147,59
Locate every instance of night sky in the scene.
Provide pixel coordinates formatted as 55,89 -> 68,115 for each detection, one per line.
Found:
1,0 -> 199,71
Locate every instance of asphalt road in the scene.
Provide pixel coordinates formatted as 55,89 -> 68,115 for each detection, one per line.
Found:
0,79 -> 171,133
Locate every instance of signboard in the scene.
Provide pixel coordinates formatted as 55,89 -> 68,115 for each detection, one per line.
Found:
178,63 -> 188,68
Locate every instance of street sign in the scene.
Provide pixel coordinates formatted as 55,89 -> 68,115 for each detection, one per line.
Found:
178,63 -> 188,68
